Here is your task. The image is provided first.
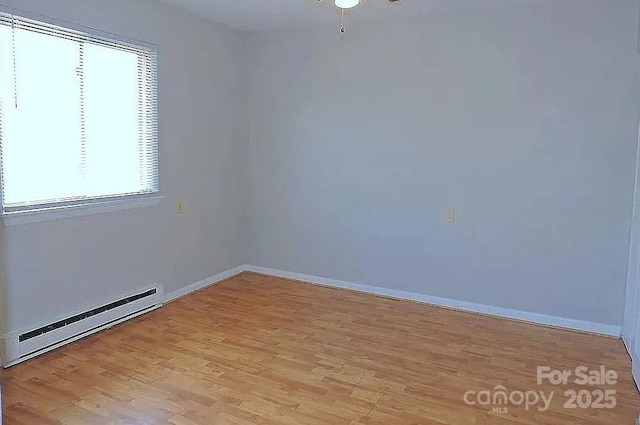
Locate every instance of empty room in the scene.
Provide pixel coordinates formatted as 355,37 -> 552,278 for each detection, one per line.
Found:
1,0 -> 640,423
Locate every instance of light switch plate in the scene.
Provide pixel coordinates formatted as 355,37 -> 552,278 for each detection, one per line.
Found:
444,207 -> 455,224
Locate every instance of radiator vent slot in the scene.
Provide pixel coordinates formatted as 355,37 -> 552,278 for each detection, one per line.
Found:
3,284 -> 162,367
19,289 -> 157,342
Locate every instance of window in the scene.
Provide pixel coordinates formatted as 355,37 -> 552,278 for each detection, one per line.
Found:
0,12 -> 158,219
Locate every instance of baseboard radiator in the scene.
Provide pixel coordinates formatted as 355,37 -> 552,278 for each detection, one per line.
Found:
2,285 -> 163,367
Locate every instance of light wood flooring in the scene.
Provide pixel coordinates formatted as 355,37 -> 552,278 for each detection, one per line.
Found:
3,272 -> 640,424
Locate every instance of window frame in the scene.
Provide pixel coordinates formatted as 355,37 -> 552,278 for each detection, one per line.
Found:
0,7 -> 161,226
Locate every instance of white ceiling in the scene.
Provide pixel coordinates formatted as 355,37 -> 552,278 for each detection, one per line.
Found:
155,0 -> 497,32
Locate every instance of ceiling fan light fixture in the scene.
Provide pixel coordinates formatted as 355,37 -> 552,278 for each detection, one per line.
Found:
335,0 -> 360,9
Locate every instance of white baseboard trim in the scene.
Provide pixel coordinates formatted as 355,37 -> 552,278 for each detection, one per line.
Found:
622,337 -> 640,391
164,265 -> 246,303
245,265 -> 621,337
2,264 -> 621,368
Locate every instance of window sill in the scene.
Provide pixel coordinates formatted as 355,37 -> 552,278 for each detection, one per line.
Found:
2,195 -> 163,227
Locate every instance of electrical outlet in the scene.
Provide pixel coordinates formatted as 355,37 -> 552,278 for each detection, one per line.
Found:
176,200 -> 185,215
444,207 -> 455,224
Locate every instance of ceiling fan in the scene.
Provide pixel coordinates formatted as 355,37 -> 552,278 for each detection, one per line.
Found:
318,0 -> 404,34
334,0 -> 402,8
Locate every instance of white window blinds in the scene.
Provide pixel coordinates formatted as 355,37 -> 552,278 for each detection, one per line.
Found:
0,12 -> 158,213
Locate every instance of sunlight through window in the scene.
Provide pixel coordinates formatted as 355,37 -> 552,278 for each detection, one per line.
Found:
0,13 -> 158,213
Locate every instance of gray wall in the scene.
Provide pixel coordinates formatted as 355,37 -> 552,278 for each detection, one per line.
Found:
1,0 -> 247,334
1,0 -> 638,336
246,0 -> 640,326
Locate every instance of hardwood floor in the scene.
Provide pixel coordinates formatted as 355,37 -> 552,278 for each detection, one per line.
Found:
3,272 -> 639,424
